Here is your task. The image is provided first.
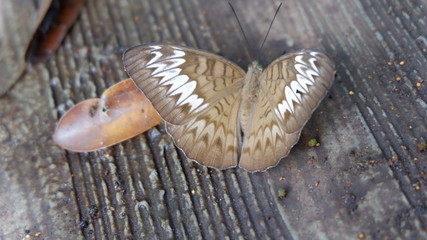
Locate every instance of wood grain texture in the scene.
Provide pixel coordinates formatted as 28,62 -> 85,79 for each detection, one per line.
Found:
1,0 -> 426,239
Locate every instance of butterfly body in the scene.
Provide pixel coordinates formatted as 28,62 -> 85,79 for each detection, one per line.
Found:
239,61 -> 263,134
124,44 -> 335,171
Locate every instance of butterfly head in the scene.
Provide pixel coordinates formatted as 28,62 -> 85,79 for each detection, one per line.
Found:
248,61 -> 264,75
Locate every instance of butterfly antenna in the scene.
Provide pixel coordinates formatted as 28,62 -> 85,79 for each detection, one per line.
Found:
227,1 -> 254,60
259,2 -> 283,51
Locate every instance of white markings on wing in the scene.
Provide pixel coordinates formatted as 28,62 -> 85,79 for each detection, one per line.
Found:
271,123 -> 282,139
147,46 -> 209,114
166,75 -> 190,94
174,79 -> 196,104
295,55 -> 318,83
295,64 -> 317,83
296,54 -> 320,74
284,85 -> 299,112
274,54 -> 320,118
146,46 -> 162,65
275,100 -> 292,119
290,80 -> 306,100
182,94 -> 209,112
157,68 -> 182,84
296,74 -> 314,92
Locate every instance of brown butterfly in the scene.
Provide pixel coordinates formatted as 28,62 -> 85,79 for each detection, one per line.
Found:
123,44 -> 335,171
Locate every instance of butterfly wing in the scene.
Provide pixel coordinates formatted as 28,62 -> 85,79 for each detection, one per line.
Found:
264,50 -> 335,133
167,91 -> 242,168
239,50 -> 335,171
123,44 -> 246,125
123,44 -> 246,168
239,89 -> 301,171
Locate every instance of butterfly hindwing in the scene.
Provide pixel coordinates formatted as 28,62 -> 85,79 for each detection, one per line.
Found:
167,92 -> 242,169
239,89 -> 300,171
123,44 -> 246,125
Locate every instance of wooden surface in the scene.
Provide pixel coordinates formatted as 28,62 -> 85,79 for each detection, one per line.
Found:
1,0 -> 426,239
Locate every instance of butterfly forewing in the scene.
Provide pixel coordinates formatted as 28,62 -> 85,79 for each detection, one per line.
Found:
239,50 -> 335,171
123,44 -> 246,125
261,50 -> 335,134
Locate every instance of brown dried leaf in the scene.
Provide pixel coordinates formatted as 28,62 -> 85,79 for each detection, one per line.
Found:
26,0 -> 86,63
53,79 -> 162,152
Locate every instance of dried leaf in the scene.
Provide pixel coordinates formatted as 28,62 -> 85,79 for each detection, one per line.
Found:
26,0 -> 86,63
53,79 -> 162,152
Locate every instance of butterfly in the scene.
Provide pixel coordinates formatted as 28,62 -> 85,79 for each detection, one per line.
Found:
123,44 -> 335,171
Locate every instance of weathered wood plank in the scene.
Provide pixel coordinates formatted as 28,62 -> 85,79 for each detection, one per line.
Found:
0,0 -> 426,239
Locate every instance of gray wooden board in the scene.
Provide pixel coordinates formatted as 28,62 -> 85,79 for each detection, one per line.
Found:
0,0 -> 426,239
